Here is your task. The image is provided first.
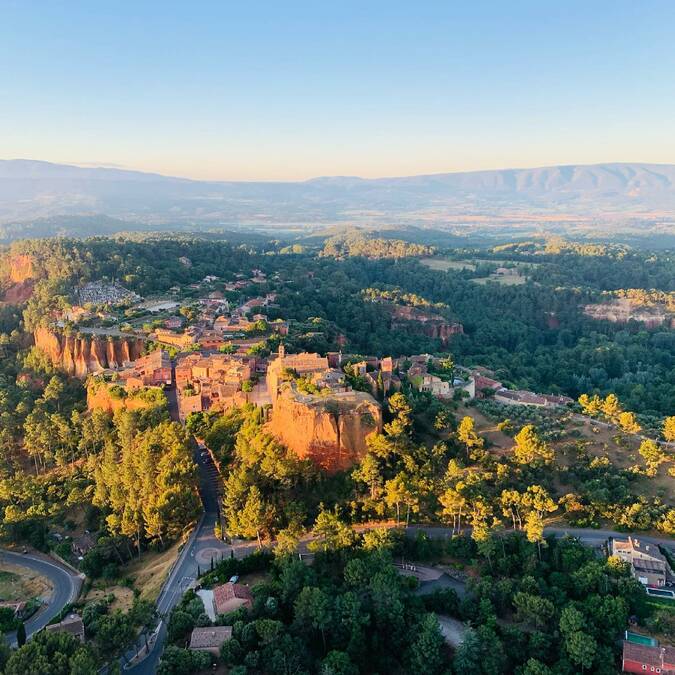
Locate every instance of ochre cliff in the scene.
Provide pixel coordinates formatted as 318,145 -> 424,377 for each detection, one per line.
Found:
8,254 -> 35,284
266,387 -> 382,473
1,254 -> 36,304
87,381 -> 162,414
389,305 -> 463,344
34,327 -> 145,377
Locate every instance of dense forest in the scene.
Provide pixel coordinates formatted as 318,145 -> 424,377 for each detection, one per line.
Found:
0,232 -> 673,673
262,253 -> 674,416
320,232 -> 435,259
158,531 -> 659,675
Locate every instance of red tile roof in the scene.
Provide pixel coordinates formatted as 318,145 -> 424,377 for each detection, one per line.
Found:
213,582 -> 253,614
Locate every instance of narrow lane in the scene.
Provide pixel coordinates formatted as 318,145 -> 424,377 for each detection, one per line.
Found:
0,549 -> 82,646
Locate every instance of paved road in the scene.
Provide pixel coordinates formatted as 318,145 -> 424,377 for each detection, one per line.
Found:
407,524 -> 675,550
120,411 -> 674,675
123,442 -> 229,674
0,549 -> 82,646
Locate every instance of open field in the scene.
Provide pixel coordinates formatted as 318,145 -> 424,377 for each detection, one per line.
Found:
472,258 -> 542,267
459,403 -> 513,452
84,584 -> 136,613
83,540 -> 183,611
468,401 -> 673,506
420,257 -> 543,273
0,564 -> 52,602
472,273 -> 527,285
420,257 -> 476,271
123,539 -> 183,603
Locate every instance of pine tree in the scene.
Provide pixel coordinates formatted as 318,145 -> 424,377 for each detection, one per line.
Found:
513,425 -> 554,467
16,622 -> 26,647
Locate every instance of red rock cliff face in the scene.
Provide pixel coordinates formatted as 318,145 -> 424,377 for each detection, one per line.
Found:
8,255 -> 35,284
389,306 -> 463,344
266,388 -> 382,473
34,327 -> 145,377
1,255 -> 36,304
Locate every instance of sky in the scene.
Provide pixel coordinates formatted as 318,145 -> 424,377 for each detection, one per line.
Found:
2,1 -> 675,181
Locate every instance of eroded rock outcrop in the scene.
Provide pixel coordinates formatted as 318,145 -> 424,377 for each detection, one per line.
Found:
389,305 -> 463,344
87,380 -> 164,414
1,254 -> 36,304
34,327 -> 145,377
8,254 -> 35,284
266,387 -> 382,473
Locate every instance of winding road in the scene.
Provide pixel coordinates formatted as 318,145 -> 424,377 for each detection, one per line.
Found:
122,443 -> 230,674
407,524 -> 675,550
119,506 -> 675,672
0,549 -> 83,646
116,385 -> 675,673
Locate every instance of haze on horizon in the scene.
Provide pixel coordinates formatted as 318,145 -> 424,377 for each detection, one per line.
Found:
2,1 -> 675,181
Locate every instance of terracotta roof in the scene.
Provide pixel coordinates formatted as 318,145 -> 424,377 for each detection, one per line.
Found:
623,641 -> 675,668
213,582 -> 253,614
189,626 -> 233,649
474,374 -> 502,390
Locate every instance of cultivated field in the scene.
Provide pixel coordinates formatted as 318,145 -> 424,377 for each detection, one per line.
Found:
420,257 -> 476,271
472,273 -> 526,286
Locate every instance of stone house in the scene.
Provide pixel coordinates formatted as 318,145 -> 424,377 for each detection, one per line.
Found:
612,537 -> 670,587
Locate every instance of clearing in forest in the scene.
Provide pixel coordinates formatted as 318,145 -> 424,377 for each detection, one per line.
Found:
0,564 -> 53,602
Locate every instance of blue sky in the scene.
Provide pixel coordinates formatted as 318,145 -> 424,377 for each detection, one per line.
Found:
2,1 -> 675,180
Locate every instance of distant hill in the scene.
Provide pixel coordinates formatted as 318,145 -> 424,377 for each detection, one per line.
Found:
2,160 -> 675,239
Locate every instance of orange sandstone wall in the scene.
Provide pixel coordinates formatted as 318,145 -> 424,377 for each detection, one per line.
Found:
34,327 -> 145,377
266,390 -> 382,473
87,383 -> 159,413
8,255 -> 35,284
1,255 -> 36,304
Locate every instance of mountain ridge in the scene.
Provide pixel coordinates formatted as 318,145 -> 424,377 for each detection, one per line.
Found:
2,160 -> 675,238
4,158 -> 675,187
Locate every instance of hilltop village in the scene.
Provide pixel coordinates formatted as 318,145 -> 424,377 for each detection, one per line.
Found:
0,236 -> 673,675
31,268 -> 586,475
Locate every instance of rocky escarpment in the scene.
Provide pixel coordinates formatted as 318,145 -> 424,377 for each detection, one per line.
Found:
7,254 -> 35,284
87,380 -> 165,414
1,254 -> 36,304
266,387 -> 382,473
34,327 -> 145,377
388,305 -> 463,344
